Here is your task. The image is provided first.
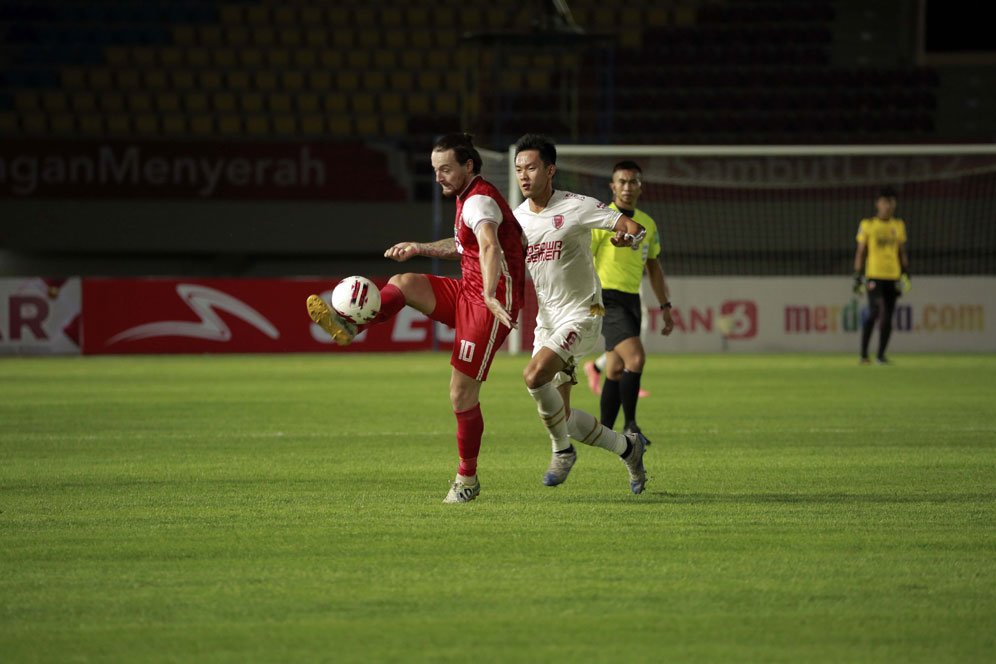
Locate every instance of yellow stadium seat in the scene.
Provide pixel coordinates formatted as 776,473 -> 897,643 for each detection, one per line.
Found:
337,71 -> 360,91
674,7 -> 696,26
106,113 -> 130,135
365,71 -> 387,91
198,26 -> 223,46
105,47 -> 129,66
444,72 -> 462,91
15,91 -> 39,110
283,70 -> 305,91
401,50 -> 421,69
134,114 -> 159,135
187,48 -> 210,67
426,50 -> 449,69
323,93 -> 348,113
246,5 -> 268,24
213,92 -> 236,113
380,92 -> 403,114
383,114 -> 406,136
228,70 -> 251,90
162,115 -> 187,135
300,7 -> 322,25
319,50 -> 342,69
253,27 -> 276,47
240,48 -> 264,67
199,71 -> 223,90
50,113 -> 75,134
327,115 -> 351,136
273,7 -> 295,25
486,9 -> 506,27
129,93 -> 153,112
220,5 -> 243,24
326,8 -> 348,25
160,47 -> 183,67
355,115 -> 379,136
0,112 -> 18,133
294,49 -> 317,68
271,93 -> 292,113
500,70 -> 522,91
358,30 -> 380,48
408,93 -> 430,114
382,8 -> 403,27
185,93 -> 209,113
411,30 -> 432,49
385,30 -> 406,49
79,114 -> 103,135
171,71 -> 196,90
406,8 -> 429,26
435,93 -> 458,115
353,93 -> 375,114
305,28 -> 326,47
390,71 -> 414,91
355,7 -> 376,25
173,26 -> 196,45
646,8 -> 669,26
273,115 -> 297,135
298,93 -> 320,113
144,69 -> 169,90
156,92 -> 180,113
245,115 -> 270,136
218,115 -> 241,136
332,30 -> 355,49
348,51 -> 371,69
241,92 -> 264,113
22,114 -> 46,134
101,93 -> 125,112
418,72 -> 442,89
373,50 -> 396,68
88,69 -> 113,90
72,92 -> 97,112
462,9 -> 483,26
300,114 -> 324,135
309,70 -> 333,89
214,48 -> 237,68
223,26 -> 249,46
116,69 -> 140,89
255,71 -> 278,91
42,91 -> 68,111
190,115 -> 214,135
130,47 -> 156,67
526,71 -> 550,89
268,48 -> 290,67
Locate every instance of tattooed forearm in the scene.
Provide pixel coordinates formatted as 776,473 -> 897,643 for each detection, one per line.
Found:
417,238 -> 460,260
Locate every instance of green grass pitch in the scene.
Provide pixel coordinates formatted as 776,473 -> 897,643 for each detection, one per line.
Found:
2,353 -> 994,663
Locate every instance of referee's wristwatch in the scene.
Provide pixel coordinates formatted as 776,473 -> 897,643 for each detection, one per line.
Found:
660,301 -> 672,310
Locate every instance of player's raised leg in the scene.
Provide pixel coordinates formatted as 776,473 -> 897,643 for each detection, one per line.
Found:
524,347 -> 578,486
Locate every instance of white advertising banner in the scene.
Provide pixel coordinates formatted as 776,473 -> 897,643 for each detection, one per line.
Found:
0,277 -> 81,355
641,277 -> 995,353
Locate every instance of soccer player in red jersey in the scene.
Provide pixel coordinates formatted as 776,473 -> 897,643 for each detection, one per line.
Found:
307,133 -> 526,503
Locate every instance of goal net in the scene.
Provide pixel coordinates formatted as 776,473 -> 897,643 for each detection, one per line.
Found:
502,144 -> 996,276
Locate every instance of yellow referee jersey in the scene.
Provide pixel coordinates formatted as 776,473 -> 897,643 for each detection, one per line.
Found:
591,204 -> 661,294
856,217 -> 907,280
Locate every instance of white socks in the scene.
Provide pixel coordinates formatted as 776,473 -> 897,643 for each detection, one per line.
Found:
567,409 -> 627,455
527,381 -> 572,452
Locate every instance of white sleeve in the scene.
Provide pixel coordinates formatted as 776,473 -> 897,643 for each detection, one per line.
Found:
461,194 -> 502,233
575,196 -> 622,231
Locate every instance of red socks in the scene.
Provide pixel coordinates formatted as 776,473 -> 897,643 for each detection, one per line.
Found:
455,403 -> 484,478
357,283 -> 407,333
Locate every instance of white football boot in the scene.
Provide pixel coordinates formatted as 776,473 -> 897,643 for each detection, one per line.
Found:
542,446 -> 577,486
442,478 -> 481,504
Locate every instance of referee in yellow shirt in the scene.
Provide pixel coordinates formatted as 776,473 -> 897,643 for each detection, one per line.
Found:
588,161 -> 674,437
853,186 -> 910,364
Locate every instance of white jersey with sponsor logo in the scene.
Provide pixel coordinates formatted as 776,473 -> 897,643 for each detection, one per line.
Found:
514,189 -> 622,329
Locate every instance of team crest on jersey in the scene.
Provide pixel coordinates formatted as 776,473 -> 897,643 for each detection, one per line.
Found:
553,215 -> 564,230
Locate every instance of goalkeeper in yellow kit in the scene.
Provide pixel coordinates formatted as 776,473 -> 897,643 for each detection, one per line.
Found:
586,161 -> 674,436
853,186 -> 910,364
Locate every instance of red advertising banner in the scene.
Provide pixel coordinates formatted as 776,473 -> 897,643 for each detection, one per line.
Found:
0,140 -> 404,200
82,278 -> 458,355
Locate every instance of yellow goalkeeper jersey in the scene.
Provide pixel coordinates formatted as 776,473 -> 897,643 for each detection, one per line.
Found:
856,217 -> 907,280
591,204 -> 661,294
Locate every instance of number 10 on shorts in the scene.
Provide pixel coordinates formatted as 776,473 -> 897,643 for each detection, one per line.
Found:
458,339 -> 476,362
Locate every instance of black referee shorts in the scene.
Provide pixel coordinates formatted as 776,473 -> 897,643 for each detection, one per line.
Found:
601,289 -> 642,351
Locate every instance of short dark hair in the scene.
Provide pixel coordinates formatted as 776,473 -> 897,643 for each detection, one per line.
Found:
433,133 -> 482,174
877,186 -> 898,199
513,133 -> 557,166
612,160 -> 642,176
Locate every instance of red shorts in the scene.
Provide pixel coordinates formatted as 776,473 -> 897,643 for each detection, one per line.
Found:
426,275 -> 515,382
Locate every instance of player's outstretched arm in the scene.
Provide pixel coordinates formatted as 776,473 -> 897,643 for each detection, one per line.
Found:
475,223 -> 515,328
384,238 -> 459,262
610,215 -> 646,249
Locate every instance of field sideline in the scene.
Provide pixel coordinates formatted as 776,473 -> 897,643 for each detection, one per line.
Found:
2,353 -> 994,662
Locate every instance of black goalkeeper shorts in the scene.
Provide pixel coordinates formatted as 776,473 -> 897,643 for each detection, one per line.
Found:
601,289 -> 642,351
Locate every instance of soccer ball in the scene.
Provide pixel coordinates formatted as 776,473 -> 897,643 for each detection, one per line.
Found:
330,276 -> 381,324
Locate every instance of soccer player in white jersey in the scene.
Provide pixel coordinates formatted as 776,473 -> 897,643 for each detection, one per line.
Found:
512,134 -> 652,494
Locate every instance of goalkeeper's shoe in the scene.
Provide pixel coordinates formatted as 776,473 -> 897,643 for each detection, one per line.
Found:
442,478 -> 481,504
543,446 -> 577,486
621,432 -> 649,494
306,294 -> 357,346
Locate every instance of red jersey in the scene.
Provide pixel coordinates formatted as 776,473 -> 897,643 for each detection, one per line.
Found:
454,175 -> 526,315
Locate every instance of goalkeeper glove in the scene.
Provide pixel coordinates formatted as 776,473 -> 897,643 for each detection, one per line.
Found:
900,272 -> 912,294
852,271 -> 864,294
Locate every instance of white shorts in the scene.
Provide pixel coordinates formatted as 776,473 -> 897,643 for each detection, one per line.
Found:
532,314 -> 603,367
